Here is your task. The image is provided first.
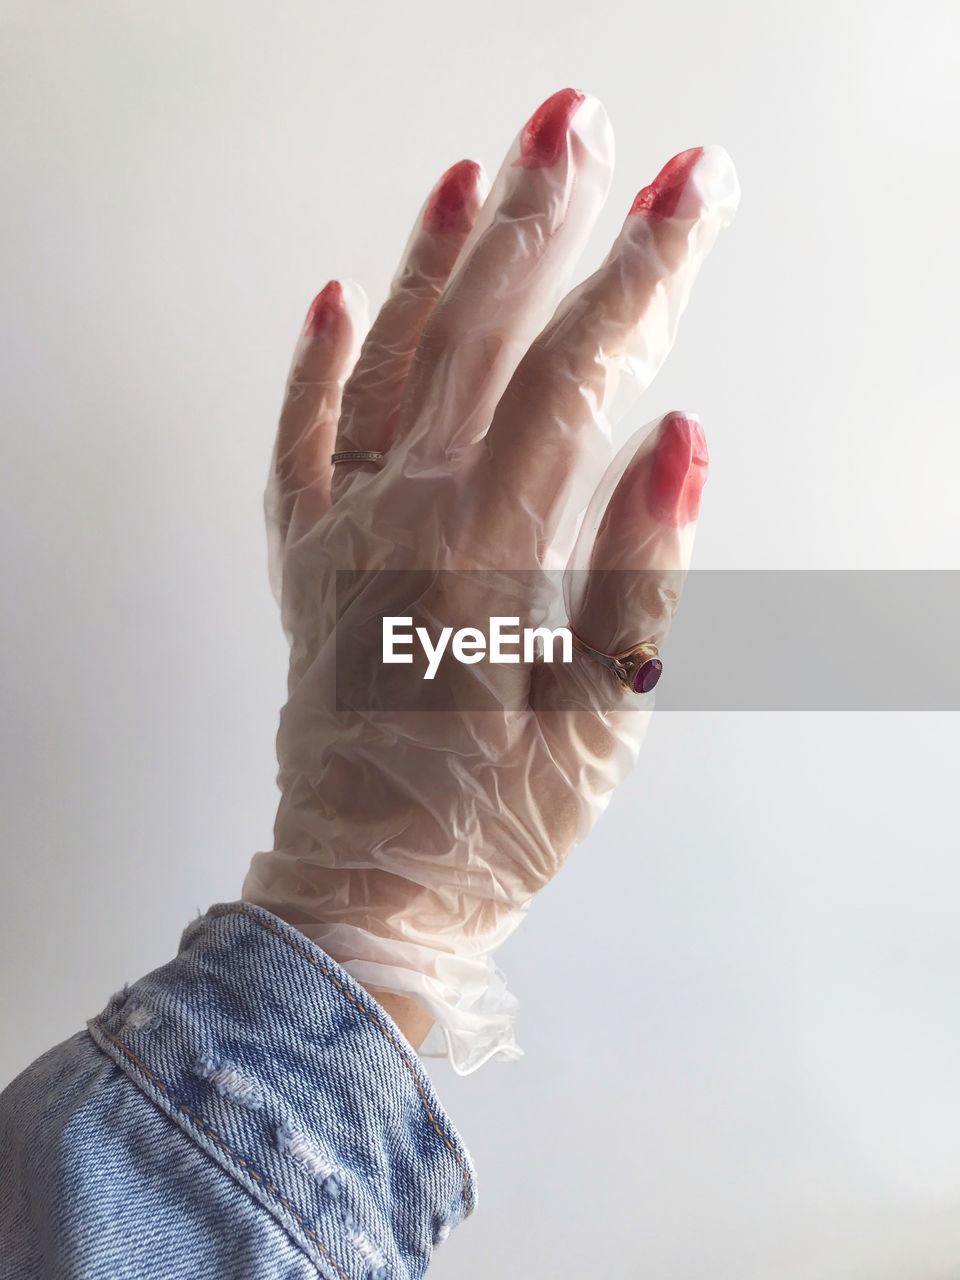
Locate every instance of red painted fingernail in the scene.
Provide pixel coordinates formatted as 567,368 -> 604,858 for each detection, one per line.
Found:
630,147 -> 704,218
305,280 -> 343,337
423,159 -> 481,234
517,88 -> 585,170
647,412 -> 709,526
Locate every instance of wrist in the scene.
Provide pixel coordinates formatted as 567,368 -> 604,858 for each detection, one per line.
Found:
358,985 -> 435,1051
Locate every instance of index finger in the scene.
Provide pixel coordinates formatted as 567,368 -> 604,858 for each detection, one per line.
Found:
531,409 -> 707,721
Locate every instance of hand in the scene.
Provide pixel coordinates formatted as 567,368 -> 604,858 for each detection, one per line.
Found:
243,88 -> 739,1072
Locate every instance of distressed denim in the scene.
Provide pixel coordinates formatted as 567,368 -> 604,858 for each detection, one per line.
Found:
0,902 -> 477,1279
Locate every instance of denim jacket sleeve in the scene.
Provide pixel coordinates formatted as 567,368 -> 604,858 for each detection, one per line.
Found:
0,901 -> 478,1280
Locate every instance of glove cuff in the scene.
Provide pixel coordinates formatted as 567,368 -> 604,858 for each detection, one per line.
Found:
295,920 -> 525,1075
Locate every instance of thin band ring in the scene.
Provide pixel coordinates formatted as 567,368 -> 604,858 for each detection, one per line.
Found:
569,629 -> 663,695
330,449 -> 384,465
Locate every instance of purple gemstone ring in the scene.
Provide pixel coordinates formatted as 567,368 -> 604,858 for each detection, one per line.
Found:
569,630 -> 663,695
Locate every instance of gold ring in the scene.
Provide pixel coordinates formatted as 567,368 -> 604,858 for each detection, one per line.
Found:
569,630 -> 663,694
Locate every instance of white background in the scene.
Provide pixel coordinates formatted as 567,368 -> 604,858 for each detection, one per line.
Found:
2,2 -> 959,1276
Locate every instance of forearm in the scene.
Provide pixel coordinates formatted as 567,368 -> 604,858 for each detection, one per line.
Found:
0,903 -> 475,1278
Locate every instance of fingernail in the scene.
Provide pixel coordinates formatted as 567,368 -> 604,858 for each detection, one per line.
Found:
630,147 -> 704,218
422,159 -> 482,234
305,280 -> 343,337
647,412 -> 709,526
517,87 -> 585,170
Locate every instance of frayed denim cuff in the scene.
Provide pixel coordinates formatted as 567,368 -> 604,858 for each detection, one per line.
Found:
88,901 -> 477,1280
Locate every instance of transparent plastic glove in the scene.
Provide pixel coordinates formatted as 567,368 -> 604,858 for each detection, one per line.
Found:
243,89 -> 740,1074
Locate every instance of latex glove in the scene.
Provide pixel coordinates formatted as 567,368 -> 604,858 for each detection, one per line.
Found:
243,88 -> 739,1074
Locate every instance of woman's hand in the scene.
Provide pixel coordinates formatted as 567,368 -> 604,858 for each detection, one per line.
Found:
242,88 -> 739,1072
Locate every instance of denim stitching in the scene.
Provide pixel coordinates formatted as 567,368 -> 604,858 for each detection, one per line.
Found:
94,1024 -> 351,1280
229,906 -> 473,1212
